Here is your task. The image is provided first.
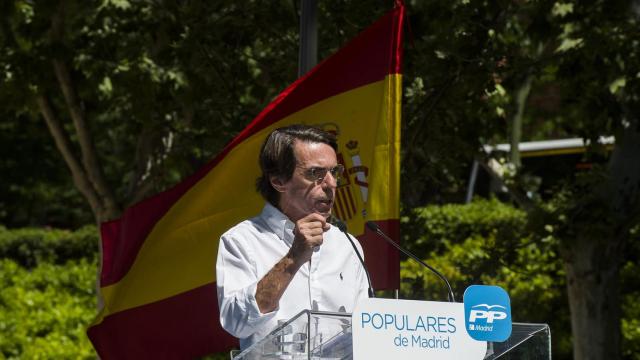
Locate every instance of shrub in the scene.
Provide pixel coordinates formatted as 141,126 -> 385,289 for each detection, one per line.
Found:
0,226 -> 98,268
0,226 -> 99,358
402,197 -> 528,256
0,259 -> 97,359
400,198 -> 572,358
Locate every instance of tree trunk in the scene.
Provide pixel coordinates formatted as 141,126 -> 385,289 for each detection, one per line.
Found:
49,1 -> 120,222
564,111 -> 640,360
509,74 -> 533,168
562,233 -> 622,360
37,95 -> 103,218
52,59 -> 120,221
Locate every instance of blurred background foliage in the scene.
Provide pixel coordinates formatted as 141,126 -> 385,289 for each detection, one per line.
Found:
0,227 -> 98,358
1,0 -> 639,358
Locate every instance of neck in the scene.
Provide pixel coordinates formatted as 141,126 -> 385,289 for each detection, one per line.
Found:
276,201 -> 300,223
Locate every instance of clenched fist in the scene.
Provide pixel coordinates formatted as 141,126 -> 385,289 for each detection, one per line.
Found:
288,213 -> 331,266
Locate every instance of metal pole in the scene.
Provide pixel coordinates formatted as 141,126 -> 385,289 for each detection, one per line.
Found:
465,160 -> 480,204
298,0 -> 318,78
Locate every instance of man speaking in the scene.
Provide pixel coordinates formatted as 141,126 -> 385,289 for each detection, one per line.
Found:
216,124 -> 369,349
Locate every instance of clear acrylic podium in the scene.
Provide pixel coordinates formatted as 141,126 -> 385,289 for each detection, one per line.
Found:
230,310 -> 551,360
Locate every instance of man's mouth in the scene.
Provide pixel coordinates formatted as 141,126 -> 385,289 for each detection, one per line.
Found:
316,199 -> 334,209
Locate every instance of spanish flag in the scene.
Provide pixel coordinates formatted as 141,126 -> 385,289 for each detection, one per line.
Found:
88,3 -> 404,358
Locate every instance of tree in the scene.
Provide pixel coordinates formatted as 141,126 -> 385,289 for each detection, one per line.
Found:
401,0 -> 640,358
534,2 -> 640,357
0,0 -> 306,224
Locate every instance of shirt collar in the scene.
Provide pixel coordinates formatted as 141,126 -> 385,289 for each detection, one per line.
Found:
260,203 -> 295,245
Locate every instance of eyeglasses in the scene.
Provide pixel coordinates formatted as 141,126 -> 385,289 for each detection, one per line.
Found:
299,164 -> 345,183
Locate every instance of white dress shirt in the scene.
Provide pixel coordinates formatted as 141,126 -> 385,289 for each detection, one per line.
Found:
216,203 -> 369,349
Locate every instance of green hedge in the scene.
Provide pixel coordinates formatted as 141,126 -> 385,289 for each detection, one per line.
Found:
0,258 -> 97,359
402,197 -> 528,256
0,226 -> 98,359
400,198 -> 572,358
0,226 -> 98,268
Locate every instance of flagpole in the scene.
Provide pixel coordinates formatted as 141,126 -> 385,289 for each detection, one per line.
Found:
298,0 -> 318,77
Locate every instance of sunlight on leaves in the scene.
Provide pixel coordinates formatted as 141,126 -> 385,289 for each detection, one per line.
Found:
104,0 -> 131,10
98,76 -> 113,98
556,37 -> 583,52
556,23 -> 584,52
609,77 -> 626,94
552,2 -> 574,18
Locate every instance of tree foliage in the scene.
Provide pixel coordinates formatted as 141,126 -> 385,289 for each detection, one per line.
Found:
1,0 -> 304,223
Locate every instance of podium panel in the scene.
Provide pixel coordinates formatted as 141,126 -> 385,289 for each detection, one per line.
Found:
232,310 -> 352,360
485,322 -> 551,360
231,309 -> 550,359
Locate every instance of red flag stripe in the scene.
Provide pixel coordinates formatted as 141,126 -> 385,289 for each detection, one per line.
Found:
88,283 -> 237,359
362,219 -> 401,289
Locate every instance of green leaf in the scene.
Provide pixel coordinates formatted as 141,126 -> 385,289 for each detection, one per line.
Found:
551,3 -> 574,18
609,77 -> 626,94
98,76 -> 113,98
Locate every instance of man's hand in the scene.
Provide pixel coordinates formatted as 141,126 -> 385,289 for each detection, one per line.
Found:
288,213 -> 331,266
256,213 -> 330,313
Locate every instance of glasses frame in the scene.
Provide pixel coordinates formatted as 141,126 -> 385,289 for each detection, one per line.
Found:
298,164 -> 345,183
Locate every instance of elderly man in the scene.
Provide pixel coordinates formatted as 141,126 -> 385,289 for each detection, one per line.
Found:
216,124 -> 369,349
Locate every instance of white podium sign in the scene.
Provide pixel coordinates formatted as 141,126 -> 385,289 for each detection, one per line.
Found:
352,298 -> 487,360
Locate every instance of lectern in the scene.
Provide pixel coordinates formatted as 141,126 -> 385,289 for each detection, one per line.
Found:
230,307 -> 550,359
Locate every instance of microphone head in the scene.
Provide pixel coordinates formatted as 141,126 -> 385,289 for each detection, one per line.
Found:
365,221 -> 379,232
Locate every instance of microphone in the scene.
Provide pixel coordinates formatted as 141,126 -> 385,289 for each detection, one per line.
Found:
365,221 -> 456,302
332,217 -> 375,298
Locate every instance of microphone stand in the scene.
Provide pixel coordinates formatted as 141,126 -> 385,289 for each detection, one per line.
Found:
332,218 -> 376,298
365,221 -> 456,302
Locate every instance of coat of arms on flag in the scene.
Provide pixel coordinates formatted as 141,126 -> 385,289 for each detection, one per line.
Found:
320,123 -> 370,222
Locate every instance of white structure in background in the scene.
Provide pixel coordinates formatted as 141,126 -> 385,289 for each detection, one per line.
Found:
466,137 -> 615,203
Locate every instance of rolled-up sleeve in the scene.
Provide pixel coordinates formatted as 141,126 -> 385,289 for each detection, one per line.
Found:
216,232 -> 277,339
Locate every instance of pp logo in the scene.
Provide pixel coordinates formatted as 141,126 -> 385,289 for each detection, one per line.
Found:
463,285 -> 512,342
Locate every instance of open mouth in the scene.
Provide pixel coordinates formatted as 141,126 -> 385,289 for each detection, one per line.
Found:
316,199 -> 334,210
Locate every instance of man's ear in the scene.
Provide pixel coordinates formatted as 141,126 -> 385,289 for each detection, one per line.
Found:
270,176 -> 287,192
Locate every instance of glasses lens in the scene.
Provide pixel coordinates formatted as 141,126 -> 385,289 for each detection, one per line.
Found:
309,167 -> 327,181
330,165 -> 344,179
307,165 -> 344,182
